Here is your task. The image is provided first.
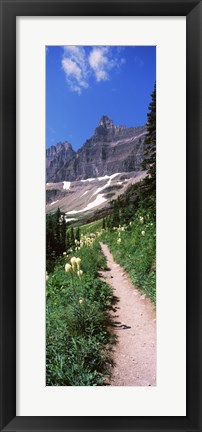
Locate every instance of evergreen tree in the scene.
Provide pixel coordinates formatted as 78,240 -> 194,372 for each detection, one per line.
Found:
61,215 -> 67,253
66,231 -> 70,251
120,207 -> 125,225
75,226 -> 80,242
141,83 -> 156,213
112,200 -> 120,227
70,226 -> 75,247
106,216 -> 111,229
46,212 -> 59,272
55,207 -> 62,255
46,214 -> 55,257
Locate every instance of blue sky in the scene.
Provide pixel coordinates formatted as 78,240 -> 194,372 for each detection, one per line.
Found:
46,46 -> 156,150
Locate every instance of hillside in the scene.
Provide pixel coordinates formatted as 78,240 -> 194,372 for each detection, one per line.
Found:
46,171 -> 147,223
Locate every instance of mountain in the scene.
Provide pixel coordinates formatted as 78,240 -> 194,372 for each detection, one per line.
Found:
46,141 -> 75,181
46,116 -> 147,182
46,171 -> 147,224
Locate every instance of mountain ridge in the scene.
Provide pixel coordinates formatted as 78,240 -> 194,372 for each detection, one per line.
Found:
46,115 -> 147,183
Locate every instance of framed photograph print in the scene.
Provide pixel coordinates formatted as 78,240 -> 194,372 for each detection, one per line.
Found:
0,0 -> 201,431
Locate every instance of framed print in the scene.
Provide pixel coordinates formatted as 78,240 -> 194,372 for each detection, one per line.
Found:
0,0 -> 201,431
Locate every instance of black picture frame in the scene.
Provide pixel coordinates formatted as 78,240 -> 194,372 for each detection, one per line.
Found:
0,1 -> 201,431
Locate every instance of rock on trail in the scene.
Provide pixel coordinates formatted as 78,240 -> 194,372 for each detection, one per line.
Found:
100,242 -> 156,387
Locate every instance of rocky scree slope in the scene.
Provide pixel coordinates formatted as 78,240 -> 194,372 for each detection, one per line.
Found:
46,171 -> 146,221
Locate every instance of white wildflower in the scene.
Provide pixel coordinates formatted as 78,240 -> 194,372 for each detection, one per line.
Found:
65,263 -> 72,273
77,270 -> 83,279
70,256 -> 77,271
75,257 -> 81,270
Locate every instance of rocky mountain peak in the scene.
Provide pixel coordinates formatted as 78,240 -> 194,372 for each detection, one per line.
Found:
46,141 -> 73,157
94,115 -> 114,138
46,140 -> 75,180
63,140 -> 72,148
98,115 -> 114,129
46,116 -> 147,182
56,141 -> 73,151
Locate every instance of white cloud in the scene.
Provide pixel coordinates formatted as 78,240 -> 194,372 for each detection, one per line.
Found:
62,58 -> 81,80
61,46 -> 125,94
62,46 -> 89,94
88,47 -> 111,81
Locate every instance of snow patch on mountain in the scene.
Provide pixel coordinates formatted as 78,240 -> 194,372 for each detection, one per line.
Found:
93,173 -> 120,196
63,181 -> 71,190
50,200 -> 59,206
65,217 -> 78,222
80,178 -> 96,183
81,190 -> 89,197
66,194 -> 106,214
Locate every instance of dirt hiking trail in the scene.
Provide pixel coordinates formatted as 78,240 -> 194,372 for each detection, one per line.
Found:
100,242 -> 156,386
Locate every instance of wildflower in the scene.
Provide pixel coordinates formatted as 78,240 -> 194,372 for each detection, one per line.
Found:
65,263 -> 72,273
79,298 -> 84,305
140,216 -> 144,224
129,221 -> 132,226
63,252 -> 67,256
90,233 -> 96,238
70,256 -> 77,271
46,272 -> 49,282
117,238 -> 121,244
75,257 -> 81,270
77,270 -> 83,279
141,230 -> 145,236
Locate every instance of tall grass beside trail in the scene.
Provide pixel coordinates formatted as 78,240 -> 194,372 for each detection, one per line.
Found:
101,208 -> 156,304
46,240 -> 116,386
80,219 -> 103,236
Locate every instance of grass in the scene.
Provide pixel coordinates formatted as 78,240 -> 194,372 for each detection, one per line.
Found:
46,239 -> 116,386
80,219 -> 103,236
100,208 -> 156,303
46,207 -> 156,386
